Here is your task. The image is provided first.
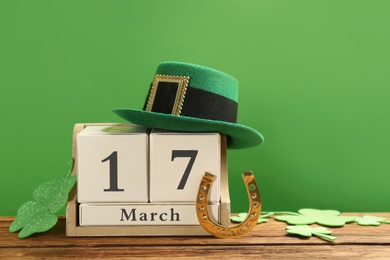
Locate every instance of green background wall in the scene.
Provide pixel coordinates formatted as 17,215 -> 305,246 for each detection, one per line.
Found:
1,0 -> 389,216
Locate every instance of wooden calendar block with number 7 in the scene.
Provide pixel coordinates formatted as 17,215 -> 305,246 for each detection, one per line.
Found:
150,129 -> 220,203
66,123 -> 231,236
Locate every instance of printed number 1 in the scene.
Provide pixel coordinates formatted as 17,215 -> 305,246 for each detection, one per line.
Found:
171,150 -> 198,190
101,151 -> 124,192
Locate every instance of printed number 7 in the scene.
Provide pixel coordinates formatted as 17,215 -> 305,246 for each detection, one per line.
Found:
171,150 -> 198,190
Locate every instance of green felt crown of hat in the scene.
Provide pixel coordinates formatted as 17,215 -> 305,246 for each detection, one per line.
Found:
113,61 -> 264,149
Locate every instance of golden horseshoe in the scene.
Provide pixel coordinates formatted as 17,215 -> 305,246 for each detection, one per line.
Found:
196,171 -> 261,239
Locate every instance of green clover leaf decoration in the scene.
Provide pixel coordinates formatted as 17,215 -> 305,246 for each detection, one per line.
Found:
230,212 -> 272,224
9,159 -> 77,238
231,208 -> 390,242
355,215 -> 390,226
275,208 -> 356,227
286,225 -> 337,241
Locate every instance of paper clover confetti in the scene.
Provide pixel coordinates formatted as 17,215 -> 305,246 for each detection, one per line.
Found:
286,225 -> 337,241
231,208 -> 390,242
9,159 -> 77,238
355,215 -> 390,226
275,208 -> 356,227
230,212 -> 270,224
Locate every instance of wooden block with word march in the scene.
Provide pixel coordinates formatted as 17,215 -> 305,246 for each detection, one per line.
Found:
77,125 -> 148,203
149,129 -> 221,204
79,203 -> 219,226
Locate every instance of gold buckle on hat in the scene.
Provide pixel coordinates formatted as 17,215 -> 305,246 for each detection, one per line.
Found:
145,74 -> 190,116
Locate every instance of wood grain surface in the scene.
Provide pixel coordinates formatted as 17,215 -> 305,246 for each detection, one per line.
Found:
1,213 -> 390,259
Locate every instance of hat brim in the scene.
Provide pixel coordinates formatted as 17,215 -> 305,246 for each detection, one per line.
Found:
113,109 -> 264,149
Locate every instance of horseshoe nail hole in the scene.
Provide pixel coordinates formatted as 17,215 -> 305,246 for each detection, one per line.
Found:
251,212 -> 257,218
253,202 -> 259,208
201,185 -> 207,191
202,214 -> 207,219
199,195 -> 204,200
249,184 -> 256,191
252,193 -> 257,199
199,206 -> 205,211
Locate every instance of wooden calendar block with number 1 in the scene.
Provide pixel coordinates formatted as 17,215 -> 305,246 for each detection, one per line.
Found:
77,125 -> 148,203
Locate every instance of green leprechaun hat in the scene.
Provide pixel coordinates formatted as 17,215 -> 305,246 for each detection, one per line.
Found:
113,61 -> 264,149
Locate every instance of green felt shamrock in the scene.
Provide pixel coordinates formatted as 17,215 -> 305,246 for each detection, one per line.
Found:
275,208 -> 356,227
230,212 -> 270,224
355,215 -> 390,226
286,225 -> 337,241
9,159 -> 77,238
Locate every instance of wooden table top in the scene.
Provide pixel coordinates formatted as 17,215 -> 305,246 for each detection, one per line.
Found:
1,213 -> 390,259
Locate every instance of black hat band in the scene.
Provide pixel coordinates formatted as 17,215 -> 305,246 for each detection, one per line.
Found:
144,74 -> 238,123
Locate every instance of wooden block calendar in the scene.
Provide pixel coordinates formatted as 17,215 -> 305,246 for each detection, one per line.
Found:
66,123 -> 231,236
